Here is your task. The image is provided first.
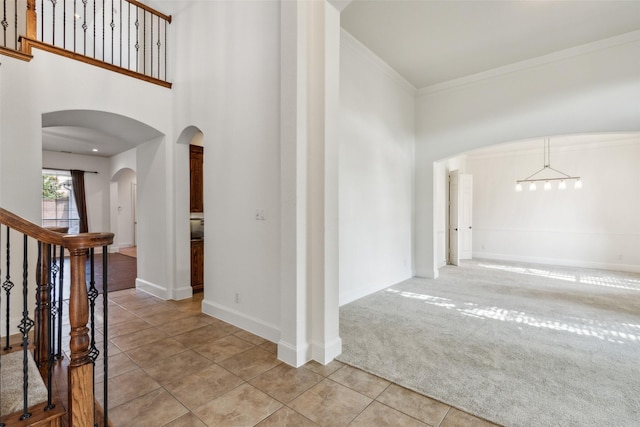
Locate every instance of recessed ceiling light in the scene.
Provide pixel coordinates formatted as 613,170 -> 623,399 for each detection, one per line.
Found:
92,148 -> 98,152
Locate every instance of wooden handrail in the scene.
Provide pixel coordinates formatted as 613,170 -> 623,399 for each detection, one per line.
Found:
128,0 -> 172,23
0,207 -> 113,250
1,207 -> 114,426
20,37 -> 173,89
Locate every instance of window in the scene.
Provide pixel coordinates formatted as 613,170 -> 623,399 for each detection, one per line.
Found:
42,169 -> 80,234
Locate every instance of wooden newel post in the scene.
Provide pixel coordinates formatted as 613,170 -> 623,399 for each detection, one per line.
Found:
67,247 -> 94,427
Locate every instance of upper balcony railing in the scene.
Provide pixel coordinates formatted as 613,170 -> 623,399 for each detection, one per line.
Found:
1,0 -> 171,87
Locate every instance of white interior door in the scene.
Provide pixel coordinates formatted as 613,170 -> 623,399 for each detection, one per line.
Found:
132,182 -> 137,246
459,174 -> 473,260
449,171 -> 473,265
449,171 -> 460,266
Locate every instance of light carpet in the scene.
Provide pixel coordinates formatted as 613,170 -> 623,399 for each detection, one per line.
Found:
1,350 -> 48,416
338,259 -> 640,427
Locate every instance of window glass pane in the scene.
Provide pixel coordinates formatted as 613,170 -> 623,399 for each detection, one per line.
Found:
42,170 -> 80,234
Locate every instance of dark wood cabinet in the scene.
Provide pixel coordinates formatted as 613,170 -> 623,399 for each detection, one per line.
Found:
190,145 -> 204,213
191,239 -> 204,293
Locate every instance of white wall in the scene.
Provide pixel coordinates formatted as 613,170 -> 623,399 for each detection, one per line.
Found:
415,32 -> 640,278
467,136 -> 640,272
42,150 -> 111,233
0,49 -> 174,298
165,0 -> 283,339
338,31 -> 415,305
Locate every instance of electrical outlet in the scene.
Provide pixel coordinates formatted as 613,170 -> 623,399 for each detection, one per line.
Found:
618,254 -> 624,261
235,293 -> 240,303
255,209 -> 265,220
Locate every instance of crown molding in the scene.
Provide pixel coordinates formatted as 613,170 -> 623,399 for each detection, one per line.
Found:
341,29 -> 417,95
418,30 -> 640,98
465,133 -> 640,161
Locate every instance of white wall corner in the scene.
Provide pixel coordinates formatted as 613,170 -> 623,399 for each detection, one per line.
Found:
277,340 -> 311,368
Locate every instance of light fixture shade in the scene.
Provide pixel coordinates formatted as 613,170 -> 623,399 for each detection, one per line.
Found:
529,182 -> 537,191
575,179 -> 582,189
544,181 -> 551,191
515,183 -> 522,192
558,180 -> 566,190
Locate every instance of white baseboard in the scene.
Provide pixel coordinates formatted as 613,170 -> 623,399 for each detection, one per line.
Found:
201,300 -> 280,343
172,285 -> 193,300
278,340 -> 311,368
473,252 -> 640,274
135,278 -> 169,300
311,336 -> 343,365
340,278 -> 406,306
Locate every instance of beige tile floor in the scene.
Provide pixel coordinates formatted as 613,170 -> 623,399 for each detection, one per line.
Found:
80,289 -> 499,427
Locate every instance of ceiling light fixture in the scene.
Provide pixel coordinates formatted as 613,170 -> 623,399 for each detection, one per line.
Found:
515,138 -> 581,192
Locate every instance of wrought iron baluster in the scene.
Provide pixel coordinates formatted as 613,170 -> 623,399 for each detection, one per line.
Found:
51,0 -> 57,45
56,246 -> 64,359
150,12 -> 153,78
40,0 -> 43,42
2,0 -> 7,48
19,234 -> 34,421
102,245 -> 109,427
87,248 -> 99,363
87,248 -> 99,427
101,0 -> 104,60
3,227 -> 14,351
134,6 -> 138,72
92,0 -> 95,57
49,245 -> 60,357
142,9 -> 146,75
34,242 -> 42,367
73,0 -> 76,52
127,0 -> 130,69
62,0 -> 65,48
45,243 -> 55,410
164,19 -> 167,81
110,0 -> 113,64
119,0 -> 122,67
13,0 -> 17,49
82,0 -> 87,55
0,225 -> 2,427
156,15 -> 160,79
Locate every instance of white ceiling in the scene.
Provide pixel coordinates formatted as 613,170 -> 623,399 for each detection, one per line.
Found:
341,0 -> 640,89
42,110 -> 163,158
45,2 -> 640,157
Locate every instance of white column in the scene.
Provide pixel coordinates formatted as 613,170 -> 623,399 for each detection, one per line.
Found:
279,0 -> 342,366
308,0 -> 341,364
279,0 -> 310,366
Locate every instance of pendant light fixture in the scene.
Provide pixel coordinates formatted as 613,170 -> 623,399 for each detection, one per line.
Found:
515,138 -> 581,191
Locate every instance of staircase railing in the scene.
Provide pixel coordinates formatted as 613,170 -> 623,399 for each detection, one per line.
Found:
0,0 -> 171,87
0,207 -> 113,427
